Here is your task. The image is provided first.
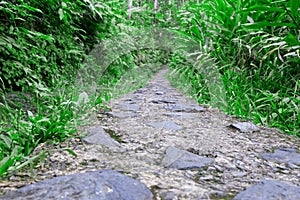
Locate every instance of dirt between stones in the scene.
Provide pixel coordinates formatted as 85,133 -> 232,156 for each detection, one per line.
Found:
1,68 -> 300,199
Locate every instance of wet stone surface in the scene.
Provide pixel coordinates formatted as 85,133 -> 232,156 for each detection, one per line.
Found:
116,102 -> 140,111
228,122 -> 260,133
161,146 -> 214,170
233,180 -> 300,200
262,148 -> 300,165
163,112 -> 198,119
1,68 -> 300,199
0,170 -> 153,200
83,127 -> 120,148
162,103 -> 205,113
105,112 -> 138,119
146,121 -> 182,131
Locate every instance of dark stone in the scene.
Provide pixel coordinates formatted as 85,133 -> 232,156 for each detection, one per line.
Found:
161,146 -> 214,170
262,148 -> 300,165
233,180 -> 300,200
150,99 -> 176,104
155,91 -> 164,95
163,104 -> 204,113
106,112 -> 137,118
134,89 -> 147,94
117,103 -> 140,111
228,122 -> 260,133
146,121 -> 182,131
83,127 -> 120,147
0,170 -> 153,200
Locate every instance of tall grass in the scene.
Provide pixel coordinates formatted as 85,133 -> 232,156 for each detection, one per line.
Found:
168,0 -> 299,136
0,0 -> 119,177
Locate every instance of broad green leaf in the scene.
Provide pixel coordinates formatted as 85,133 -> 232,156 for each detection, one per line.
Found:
22,4 -> 43,13
0,156 -> 14,175
64,148 -> 77,157
285,33 -> 299,46
36,118 -> 50,123
240,5 -> 285,13
243,21 -> 297,29
0,135 -> 12,148
290,0 -> 300,17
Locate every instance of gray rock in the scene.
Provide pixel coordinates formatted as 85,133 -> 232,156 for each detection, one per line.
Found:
231,171 -> 247,178
150,99 -> 176,104
163,104 -> 204,112
228,122 -> 260,133
106,112 -> 137,118
0,170 -> 153,200
262,148 -> 300,165
155,91 -> 164,95
164,112 -> 197,118
233,180 -> 300,200
134,89 -> 147,94
117,102 -> 140,111
160,191 -> 176,200
161,146 -> 214,170
146,121 -> 182,131
83,127 -> 120,147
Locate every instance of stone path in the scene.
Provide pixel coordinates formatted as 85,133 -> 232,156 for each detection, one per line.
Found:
1,68 -> 300,199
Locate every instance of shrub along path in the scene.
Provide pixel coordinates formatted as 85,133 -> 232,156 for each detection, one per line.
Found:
1,68 -> 300,199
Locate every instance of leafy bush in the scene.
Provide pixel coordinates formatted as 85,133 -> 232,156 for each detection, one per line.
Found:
168,0 -> 299,135
0,0 -> 110,91
0,0 -> 120,176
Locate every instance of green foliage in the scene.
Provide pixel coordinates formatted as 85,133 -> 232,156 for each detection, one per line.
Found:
0,0 -> 112,91
169,0 -> 300,136
0,88 -> 81,176
0,0 -> 122,177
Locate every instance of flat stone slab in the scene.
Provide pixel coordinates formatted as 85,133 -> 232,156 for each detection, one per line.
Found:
163,104 -> 204,113
262,148 -> 300,165
117,102 -> 140,111
233,180 -> 300,200
106,112 -> 137,118
228,122 -> 260,133
0,170 -> 153,200
150,99 -> 176,104
133,88 -> 147,94
83,127 -> 120,147
146,121 -> 182,131
161,146 -> 214,170
155,91 -> 164,95
164,112 -> 197,119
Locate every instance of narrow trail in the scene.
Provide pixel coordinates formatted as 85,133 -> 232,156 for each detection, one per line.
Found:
1,68 -> 300,199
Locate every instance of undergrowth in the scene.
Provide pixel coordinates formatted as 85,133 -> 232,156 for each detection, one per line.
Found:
168,0 -> 299,136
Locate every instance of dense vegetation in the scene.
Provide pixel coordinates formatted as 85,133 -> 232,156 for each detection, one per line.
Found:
0,0 -> 299,177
